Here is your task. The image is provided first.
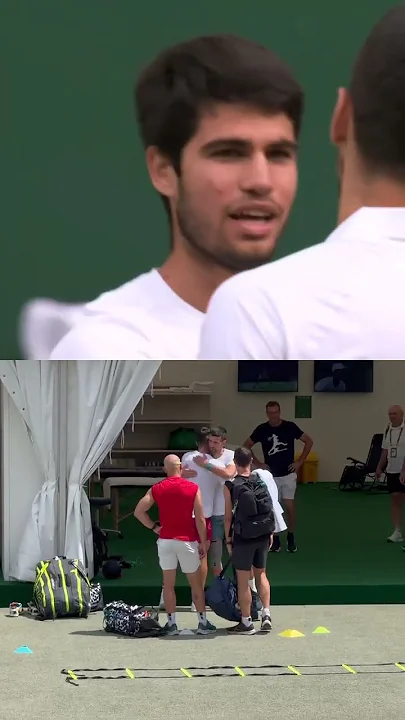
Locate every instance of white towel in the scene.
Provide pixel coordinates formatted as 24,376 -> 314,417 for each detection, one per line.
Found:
251,468 -> 287,534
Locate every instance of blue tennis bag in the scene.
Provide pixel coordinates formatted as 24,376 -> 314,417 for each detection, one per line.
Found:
205,558 -> 262,622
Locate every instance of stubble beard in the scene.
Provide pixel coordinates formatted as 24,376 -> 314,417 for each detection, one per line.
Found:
175,185 -> 280,273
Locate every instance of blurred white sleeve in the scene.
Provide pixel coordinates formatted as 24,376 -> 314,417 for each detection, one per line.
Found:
49,320 -> 158,360
197,281 -> 286,360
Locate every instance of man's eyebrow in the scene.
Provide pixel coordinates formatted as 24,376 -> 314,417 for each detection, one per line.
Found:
200,137 -> 298,153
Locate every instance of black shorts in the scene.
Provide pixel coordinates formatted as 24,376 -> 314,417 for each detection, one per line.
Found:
386,472 -> 405,494
232,536 -> 270,572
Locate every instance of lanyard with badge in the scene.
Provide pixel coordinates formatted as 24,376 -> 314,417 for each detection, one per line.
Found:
388,425 -> 404,458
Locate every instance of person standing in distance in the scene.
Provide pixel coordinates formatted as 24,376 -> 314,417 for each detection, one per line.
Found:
134,454 -> 216,635
376,405 -> 405,544
198,6 -> 405,361
244,401 -> 313,552
22,34 -> 303,361
224,447 -> 274,636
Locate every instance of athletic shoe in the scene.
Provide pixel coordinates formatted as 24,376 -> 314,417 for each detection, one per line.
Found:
260,614 -> 272,632
190,602 -> 197,612
227,621 -> 256,635
197,619 -> 216,634
163,622 -> 179,635
270,535 -> 281,552
387,529 -> 403,543
287,532 -> 297,553
159,589 -> 165,610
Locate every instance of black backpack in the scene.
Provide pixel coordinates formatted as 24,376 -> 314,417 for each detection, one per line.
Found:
232,474 -> 275,540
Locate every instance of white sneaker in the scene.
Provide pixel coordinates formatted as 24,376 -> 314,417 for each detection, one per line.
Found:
191,602 -> 197,612
387,529 -> 403,543
159,589 -> 165,609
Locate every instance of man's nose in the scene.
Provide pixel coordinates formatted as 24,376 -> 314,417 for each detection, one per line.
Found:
240,154 -> 273,196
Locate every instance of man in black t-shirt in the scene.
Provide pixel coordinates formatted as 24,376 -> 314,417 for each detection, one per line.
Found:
244,400 -> 313,553
223,446 -> 272,636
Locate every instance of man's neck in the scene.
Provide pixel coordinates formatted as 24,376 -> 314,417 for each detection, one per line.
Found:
237,469 -> 250,477
338,173 -> 405,225
159,244 -> 232,313
268,419 -> 282,427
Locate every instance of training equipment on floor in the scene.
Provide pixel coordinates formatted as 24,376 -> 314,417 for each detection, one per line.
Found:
61,661 -> 405,684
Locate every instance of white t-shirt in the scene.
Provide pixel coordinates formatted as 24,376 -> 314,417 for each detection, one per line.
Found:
20,269 -> 204,360
381,423 -> 405,473
181,450 -> 218,518
198,208 -> 405,360
210,448 -> 235,516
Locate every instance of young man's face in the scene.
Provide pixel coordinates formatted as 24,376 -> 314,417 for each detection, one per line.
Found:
155,103 -> 298,273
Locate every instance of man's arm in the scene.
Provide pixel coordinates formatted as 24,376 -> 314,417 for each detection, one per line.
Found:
243,436 -> 267,469
295,431 -> 313,466
134,489 -> 160,532
193,489 -> 208,552
197,279 -> 286,360
193,454 -> 236,479
376,449 -> 388,476
223,484 -> 233,548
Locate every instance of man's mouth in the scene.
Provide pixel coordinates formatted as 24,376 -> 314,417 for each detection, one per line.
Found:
228,210 -> 279,237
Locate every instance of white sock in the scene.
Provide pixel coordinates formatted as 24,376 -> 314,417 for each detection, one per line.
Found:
262,607 -> 271,618
167,612 -> 176,626
248,578 -> 257,593
241,615 -> 252,627
198,612 -> 207,624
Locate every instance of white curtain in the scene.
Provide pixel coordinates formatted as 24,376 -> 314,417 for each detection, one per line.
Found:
0,360 -> 60,581
64,360 -> 161,577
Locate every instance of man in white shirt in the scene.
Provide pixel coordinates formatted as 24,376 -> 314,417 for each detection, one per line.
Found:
192,427 -> 236,577
376,405 -> 405,543
20,34 -> 303,360
198,7 -> 405,361
180,428 -> 221,601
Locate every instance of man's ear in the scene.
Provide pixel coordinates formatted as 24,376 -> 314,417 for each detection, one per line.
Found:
145,146 -> 178,198
330,87 -> 352,146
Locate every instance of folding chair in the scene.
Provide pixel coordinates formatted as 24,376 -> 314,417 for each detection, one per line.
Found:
339,433 -> 387,491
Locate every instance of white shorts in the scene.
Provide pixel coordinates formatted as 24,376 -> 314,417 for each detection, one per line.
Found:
274,473 -> 297,501
157,538 -> 200,574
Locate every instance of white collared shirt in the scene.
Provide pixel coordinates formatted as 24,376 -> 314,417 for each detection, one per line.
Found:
198,207 -> 405,360
21,269 -> 204,360
382,422 -> 405,473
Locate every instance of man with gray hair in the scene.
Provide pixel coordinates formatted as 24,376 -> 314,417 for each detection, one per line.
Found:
376,405 -> 405,543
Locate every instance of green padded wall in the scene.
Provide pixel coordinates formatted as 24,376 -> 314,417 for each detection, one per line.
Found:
1,0 -> 396,357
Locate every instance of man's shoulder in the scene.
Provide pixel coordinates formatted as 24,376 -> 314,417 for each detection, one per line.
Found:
86,269 -> 160,312
209,242 -> 331,300
252,422 -> 268,434
181,451 -> 197,463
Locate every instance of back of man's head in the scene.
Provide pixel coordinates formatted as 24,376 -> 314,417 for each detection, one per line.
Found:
350,6 -> 405,180
164,454 -> 182,476
234,446 -> 252,470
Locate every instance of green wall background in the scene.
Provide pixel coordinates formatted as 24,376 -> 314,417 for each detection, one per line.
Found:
1,0 -> 396,357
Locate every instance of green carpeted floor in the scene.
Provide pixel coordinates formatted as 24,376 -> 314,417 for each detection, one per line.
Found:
1,483 -> 405,606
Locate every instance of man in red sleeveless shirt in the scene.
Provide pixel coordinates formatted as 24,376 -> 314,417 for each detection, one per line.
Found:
134,454 -> 216,635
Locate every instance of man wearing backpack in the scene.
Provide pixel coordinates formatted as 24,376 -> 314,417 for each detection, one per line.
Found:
223,446 -> 274,635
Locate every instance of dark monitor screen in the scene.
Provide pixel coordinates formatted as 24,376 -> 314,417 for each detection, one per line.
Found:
313,361 -> 374,393
238,361 -> 299,392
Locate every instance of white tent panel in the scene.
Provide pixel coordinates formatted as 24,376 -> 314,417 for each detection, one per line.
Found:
0,360 -> 60,581
0,360 -> 161,583
64,360 -> 161,577
1,388 -> 44,580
